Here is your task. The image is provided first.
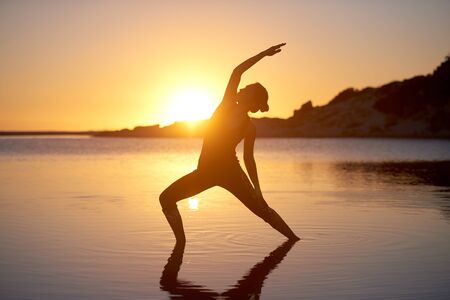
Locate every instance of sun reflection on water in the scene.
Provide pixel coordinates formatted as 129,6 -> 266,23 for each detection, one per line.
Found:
188,198 -> 199,210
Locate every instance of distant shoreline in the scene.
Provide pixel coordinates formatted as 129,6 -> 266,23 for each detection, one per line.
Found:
0,131 -> 95,136
1,131 -> 449,140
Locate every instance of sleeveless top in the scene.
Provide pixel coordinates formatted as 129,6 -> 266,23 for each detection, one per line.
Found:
198,103 -> 250,169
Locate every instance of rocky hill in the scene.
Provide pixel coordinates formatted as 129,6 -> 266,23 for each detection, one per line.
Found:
96,57 -> 450,138
282,56 -> 450,137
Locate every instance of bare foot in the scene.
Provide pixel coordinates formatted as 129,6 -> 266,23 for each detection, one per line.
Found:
289,235 -> 301,242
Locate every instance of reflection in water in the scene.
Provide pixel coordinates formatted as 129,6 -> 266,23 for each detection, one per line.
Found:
335,160 -> 450,220
188,197 -> 199,210
336,161 -> 450,187
160,241 -> 297,299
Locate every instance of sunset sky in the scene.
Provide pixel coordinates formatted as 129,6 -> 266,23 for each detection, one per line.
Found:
1,0 -> 449,131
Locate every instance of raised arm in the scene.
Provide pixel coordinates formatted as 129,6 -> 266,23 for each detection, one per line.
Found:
221,43 -> 286,106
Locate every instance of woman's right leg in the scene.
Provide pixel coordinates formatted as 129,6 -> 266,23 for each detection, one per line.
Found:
159,170 -> 214,243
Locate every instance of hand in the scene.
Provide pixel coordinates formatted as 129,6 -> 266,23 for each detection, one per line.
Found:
262,43 -> 286,56
253,188 -> 269,209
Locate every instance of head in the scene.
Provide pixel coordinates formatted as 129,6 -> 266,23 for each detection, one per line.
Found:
236,83 -> 269,113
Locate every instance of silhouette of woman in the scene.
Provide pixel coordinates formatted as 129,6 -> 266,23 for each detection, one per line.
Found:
160,240 -> 297,299
160,43 -> 300,243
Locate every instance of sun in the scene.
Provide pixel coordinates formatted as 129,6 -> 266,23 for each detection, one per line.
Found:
161,88 -> 216,126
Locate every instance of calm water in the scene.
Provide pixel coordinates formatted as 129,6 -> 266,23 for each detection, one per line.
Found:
1,137 -> 450,300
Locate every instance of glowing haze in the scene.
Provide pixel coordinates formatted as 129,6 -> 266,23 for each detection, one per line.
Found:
1,1 -> 449,131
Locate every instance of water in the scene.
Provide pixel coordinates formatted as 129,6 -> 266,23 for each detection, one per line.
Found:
1,137 -> 449,299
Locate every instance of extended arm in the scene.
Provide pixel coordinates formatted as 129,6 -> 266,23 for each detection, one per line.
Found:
244,122 -> 301,241
243,123 -> 262,197
221,43 -> 286,106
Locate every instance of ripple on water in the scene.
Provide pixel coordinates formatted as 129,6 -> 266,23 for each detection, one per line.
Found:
299,220 -> 436,260
187,222 -> 276,251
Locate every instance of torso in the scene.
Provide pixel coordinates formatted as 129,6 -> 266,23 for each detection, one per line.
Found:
198,102 -> 250,169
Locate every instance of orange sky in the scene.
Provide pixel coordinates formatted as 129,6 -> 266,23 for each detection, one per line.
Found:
1,1 -> 449,131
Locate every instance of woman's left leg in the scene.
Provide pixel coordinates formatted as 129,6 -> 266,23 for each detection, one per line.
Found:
219,167 -> 300,240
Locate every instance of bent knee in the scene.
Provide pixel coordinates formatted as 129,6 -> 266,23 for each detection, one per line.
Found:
159,190 -> 167,204
159,190 -> 174,212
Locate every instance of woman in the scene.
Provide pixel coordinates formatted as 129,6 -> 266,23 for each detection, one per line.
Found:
160,43 -> 300,243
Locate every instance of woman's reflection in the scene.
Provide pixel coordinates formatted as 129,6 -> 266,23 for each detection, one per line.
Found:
160,240 -> 297,299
